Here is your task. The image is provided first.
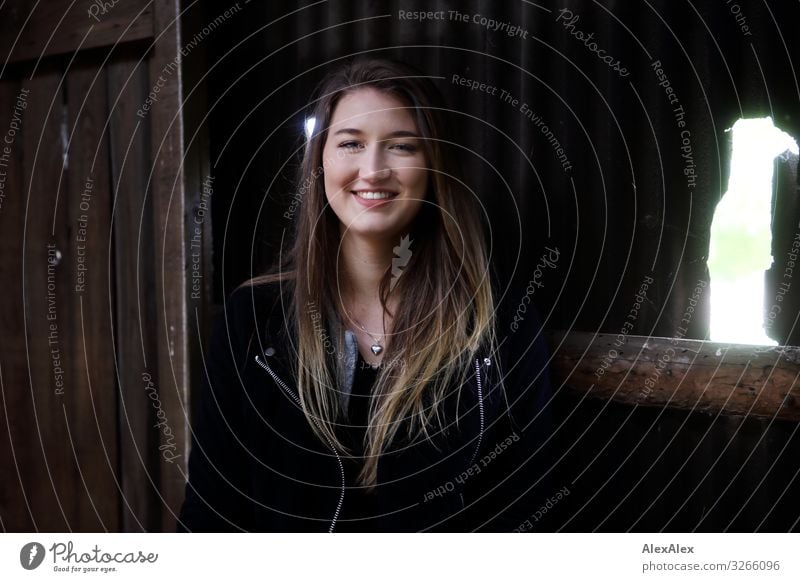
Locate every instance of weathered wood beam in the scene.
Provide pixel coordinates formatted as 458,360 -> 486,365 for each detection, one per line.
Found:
109,53 -> 159,531
0,0 -> 153,63
0,0 -> 154,64
149,0 -> 188,533
549,331 -> 800,421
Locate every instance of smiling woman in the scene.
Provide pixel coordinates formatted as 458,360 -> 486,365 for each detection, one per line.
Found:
177,57 -> 555,532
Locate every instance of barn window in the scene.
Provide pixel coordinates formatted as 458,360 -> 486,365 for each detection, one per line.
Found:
708,117 -> 798,345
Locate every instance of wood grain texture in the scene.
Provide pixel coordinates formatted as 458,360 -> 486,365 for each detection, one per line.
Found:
0,0 -> 154,64
148,0 -> 189,533
550,331 -> 800,421
65,61 -> 120,531
21,69 -> 73,531
108,54 -> 160,532
0,77 -> 33,531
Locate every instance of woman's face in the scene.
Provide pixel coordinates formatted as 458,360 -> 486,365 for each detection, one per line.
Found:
321,88 -> 428,239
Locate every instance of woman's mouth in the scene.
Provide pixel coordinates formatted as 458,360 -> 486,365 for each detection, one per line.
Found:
352,190 -> 399,206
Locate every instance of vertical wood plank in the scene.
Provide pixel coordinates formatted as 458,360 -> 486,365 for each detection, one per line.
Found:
180,0 -> 215,488
21,68 -> 73,531
0,77 -> 35,532
65,62 -> 120,531
108,54 -> 160,532
149,0 -> 189,532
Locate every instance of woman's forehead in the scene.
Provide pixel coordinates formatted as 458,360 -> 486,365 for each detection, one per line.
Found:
330,88 -> 418,131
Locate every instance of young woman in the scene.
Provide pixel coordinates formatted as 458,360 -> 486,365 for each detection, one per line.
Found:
177,58 -> 555,532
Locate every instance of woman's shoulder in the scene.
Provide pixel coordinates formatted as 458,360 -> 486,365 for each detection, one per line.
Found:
230,276 -> 290,307
206,278 -> 296,367
219,277 -> 295,337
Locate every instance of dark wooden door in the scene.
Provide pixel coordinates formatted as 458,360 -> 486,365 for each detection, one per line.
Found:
0,0 -> 192,532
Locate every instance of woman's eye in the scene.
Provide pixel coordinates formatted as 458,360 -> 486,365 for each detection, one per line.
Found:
339,141 -> 362,150
390,143 -> 418,152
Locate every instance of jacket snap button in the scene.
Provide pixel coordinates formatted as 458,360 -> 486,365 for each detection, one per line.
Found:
483,358 -> 491,366
265,347 -> 276,357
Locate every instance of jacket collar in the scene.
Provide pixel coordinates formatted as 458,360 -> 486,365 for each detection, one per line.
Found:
256,281 -> 359,414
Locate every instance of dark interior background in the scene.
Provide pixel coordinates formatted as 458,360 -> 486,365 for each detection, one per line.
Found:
206,0 -> 799,344
199,0 -> 800,531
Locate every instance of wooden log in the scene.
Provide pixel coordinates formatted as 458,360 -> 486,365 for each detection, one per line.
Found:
549,331 -> 800,422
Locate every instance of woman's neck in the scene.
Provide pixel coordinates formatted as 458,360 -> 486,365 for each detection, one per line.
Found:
337,229 -> 406,360
338,231 -> 395,304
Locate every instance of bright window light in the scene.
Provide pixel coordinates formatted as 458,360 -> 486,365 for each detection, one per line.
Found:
708,117 -> 799,345
304,117 -> 316,140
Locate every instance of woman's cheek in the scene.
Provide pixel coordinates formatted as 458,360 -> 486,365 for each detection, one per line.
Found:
323,170 -> 345,203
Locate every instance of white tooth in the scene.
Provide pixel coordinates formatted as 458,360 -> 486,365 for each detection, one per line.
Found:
356,191 -> 394,200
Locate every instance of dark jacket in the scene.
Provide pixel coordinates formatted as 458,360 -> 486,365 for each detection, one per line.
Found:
177,280 -> 555,532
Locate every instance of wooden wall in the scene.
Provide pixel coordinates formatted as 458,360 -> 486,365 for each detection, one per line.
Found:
0,0 -> 193,532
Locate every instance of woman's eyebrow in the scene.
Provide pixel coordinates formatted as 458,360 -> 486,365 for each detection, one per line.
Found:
332,128 -> 421,138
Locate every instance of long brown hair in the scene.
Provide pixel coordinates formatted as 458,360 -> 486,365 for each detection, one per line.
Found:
246,57 -> 496,488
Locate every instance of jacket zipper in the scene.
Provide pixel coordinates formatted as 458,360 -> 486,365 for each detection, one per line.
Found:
467,357 -> 486,468
255,353 -> 345,533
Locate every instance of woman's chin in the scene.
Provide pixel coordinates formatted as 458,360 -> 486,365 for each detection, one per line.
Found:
343,220 -> 402,240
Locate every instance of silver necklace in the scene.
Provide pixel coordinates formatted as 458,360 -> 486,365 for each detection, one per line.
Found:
351,317 -> 385,356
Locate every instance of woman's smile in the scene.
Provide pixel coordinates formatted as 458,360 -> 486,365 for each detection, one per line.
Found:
351,189 -> 399,207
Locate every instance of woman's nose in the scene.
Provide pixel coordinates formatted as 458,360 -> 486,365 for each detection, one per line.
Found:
361,147 -> 391,181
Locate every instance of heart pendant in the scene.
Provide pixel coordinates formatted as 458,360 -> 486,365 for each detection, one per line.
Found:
370,344 -> 383,356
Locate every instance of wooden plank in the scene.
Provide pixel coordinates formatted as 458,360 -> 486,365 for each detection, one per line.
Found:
0,0 -> 154,65
179,0 -> 215,482
148,0 -> 188,532
107,54 -> 160,532
550,331 -> 800,421
20,68 -> 75,531
0,77 -> 35,532
65,61 -> 120,531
